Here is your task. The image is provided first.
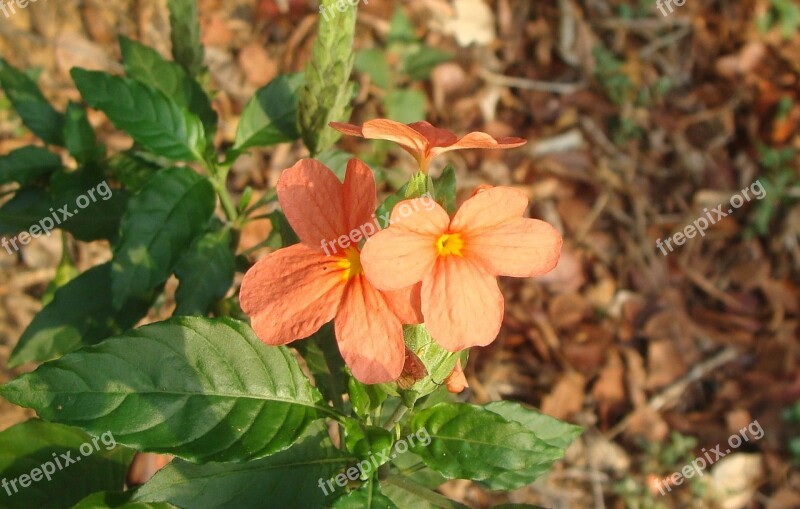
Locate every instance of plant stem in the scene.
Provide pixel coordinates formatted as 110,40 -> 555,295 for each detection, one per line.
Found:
383,404 -> 408,430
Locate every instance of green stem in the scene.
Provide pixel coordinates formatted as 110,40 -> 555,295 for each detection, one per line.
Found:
383,404 -> 408,430
203,157 -> 238,224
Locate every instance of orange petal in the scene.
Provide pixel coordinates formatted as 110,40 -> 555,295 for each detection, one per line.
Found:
445,359 -> 469,393
408,121 -> 458,148
240,244 -> 345,345
361,199 -> 449,291
430,132 -> 526,158
335,276 -> 405,384
450,186 -> 529,234
277,159 -> 346,254
342,159 -> 378,236
362,119 -> 429,162
329,122 -> 365,137
422,257 -> 504,351
382,283 -> 423,324
467,217 -> 562,277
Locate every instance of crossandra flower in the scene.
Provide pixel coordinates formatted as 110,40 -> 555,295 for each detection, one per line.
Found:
330,119 -> 527,173
239,159 -> 422,384
360,186 -> 562,351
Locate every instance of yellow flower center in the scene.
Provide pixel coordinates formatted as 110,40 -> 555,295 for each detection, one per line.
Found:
435,233 -> 464,257
337,247 -> 363,280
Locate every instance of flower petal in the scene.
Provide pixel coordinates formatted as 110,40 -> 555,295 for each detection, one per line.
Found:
277,159 -> 346,253
361,199 -> 449,291
329,122 -> 365,137
362,119 -> 429,162
408,121 -> 458,148
450,186 -> 529,234
430,132 -> 527,158
383,283 -> 423,324
335,276 -> 405,384
422,257 -> 504,351
342,159 -> 377,235
445,359 -> 469,393
240,244 -> 345,345
467,217 -> 562,277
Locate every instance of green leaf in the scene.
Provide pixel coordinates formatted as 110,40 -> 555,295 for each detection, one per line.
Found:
9,262 -> 154,368
298,0 -> 358,156
483,401 -> 583,450
403,48 -> 452,81
404,171 -> 433,199
73,492 -> 178,509
0,420 -> 134,509
0,187 -> 52,238
42,238 -> 80,306
432,165 -> 456,214
49,165 -> 130,242
332,480 -> 398,509
107,151 -> 160,192
232,74 -> 304,152
383,89 -> 426,124
348,374 -> 387,419
387,8 -> 418,44
132,425 -> 352,508
398,325 -> 459,401
64,102 -> 102,163
293,324 -> 346,411
173,227 -> 235,316
355,48 -> 391,89
0,317 -> 334,463
382,475 -> 465,509
71,68 -> 205,162
0,145 -> 61,186
408,403 -> 563,490
0,58 -> 65,145
119,36 -> 216,135
167,0 -> 207,78
111,166 -> 215,309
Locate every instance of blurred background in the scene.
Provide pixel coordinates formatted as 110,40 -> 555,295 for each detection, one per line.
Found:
0,0 -> 798,507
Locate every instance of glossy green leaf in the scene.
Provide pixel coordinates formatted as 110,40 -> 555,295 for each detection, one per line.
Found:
332,480 -> 398,509
432,165 -> 456,214
232,74 -> 304,152
0,317 -> 334,463
0,145 -> 61,186
73,492 -> 178,509
0,187 -> 52,238
64,102 -> 101,163
408,403 -> 563,490
0,58 -> 65,145
344,419 -> 394,462
293,324 -> 346,411
9,262 -> 154,368
483,401 -> 583,450
384,89 -> 426,124
132,426 -> 352,508
348,374 -> 388,419
48,165 -> 129,242
71,68 -> 205,162
107,151 -> 160,192
111,166 -> 215,309
167,0 -> 206,78
0,420 -> 134,509
173,227 -> 235,316
120,36 -> 216,134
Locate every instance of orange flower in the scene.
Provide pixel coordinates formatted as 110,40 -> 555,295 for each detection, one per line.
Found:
240,159 -> 421,384
330,119 -> 526,173
360,186 -> 562,351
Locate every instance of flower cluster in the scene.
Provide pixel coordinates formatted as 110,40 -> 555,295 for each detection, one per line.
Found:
240,120 -> 562,385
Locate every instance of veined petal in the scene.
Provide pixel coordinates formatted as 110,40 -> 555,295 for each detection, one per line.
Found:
408,121 -> 458,148
466,217 -> 562,277
240,244 -> 345,345
450,186 -> 529,234
429,132 -> 527,158
383,283 -> 423,324
329,122 -> 365,137
422,257 -> 504,351
277,159 -> 346,253
342,159 -> 377,235
361,200 -> 449,291
335,276 -> 405,384
362,119 -> 429,162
